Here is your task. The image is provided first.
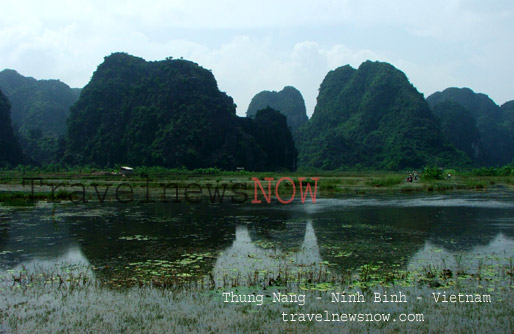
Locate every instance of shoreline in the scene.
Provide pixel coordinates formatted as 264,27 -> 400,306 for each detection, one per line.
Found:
0,171 -> 513,206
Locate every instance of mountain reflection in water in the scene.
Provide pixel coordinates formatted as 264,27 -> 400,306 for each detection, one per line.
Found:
0,193 -> 513,283
213,222 -> 321,285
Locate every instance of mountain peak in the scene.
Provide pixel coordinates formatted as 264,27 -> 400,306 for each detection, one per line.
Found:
246,85 -> 308,131
296,61 -> 469,170
65,53 -> 296,170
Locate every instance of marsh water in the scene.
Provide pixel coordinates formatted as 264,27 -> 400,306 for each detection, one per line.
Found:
1,192 -> 513,287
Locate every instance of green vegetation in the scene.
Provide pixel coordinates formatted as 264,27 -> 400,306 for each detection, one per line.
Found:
246,86 -> 308,131
365,175 -> 404,187
422,167 -> 443,180
471,166 -> 513,176
0,190 -> 74,206
296,61 -> 471,170
0,89 -> 24,167
0,258 -> 512,333
0,167 -> 513,207
63,53 -> 296,171
1,59 -> 512,174
430,101 -> 483,162
427,87 -> 514,166
501,101 -> 514,157
0,69 -> 80,165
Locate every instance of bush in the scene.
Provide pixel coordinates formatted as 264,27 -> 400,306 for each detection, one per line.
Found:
423,166 -> 443,180
471,166 -> 512,176
192,168 -> 222,175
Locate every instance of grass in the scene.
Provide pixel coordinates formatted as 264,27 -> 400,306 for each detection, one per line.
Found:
366,176 -> 404,188
0,171 -> 513,205
0,263 -> 512,333
0,190 -> 74,206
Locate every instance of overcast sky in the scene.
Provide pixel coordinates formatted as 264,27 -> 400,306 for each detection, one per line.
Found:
1,0 -> 513,116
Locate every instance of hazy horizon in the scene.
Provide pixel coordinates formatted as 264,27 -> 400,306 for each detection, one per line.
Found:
1,0 -> 513,116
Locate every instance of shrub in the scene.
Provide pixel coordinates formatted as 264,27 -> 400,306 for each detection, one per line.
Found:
423,166 -> 443,180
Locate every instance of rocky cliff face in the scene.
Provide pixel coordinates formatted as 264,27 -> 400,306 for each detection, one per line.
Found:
296,61 -> 469,170
0,69 -> 80,164
427,88 -> 514,166
430,101 -> 484,163
0,89 -> 24,167
64,53 -> 296,171
246,86 -> 308,131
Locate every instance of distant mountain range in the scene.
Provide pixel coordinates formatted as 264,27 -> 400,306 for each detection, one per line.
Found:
0,69 -> 80,164
0,55 -> 512,170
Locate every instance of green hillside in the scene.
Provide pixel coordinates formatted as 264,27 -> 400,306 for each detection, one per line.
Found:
64,53 -> 296,171
0,69 -> 80,164
296,61 -> 470,170
0,89 -> 24,167
427,88 -> 513,166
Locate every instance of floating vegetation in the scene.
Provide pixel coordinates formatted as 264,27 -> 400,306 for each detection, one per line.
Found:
0,260 -> 487,291
253,240 -> 275,249
101,252 -> 216,287
1,261 -> 512,333
118,235 -> 158,241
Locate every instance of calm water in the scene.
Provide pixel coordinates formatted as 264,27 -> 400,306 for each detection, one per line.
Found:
1,192 -> 513,285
